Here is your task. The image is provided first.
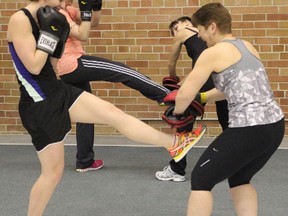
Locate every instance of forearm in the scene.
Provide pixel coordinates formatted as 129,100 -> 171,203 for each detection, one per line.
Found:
204,88 -> 226,103
91,10 -> 101,28
167,63 -> 177,77
28,50 -> 49,75
77,22 -> 92,41
168,43 -> 181,77
174,89 -> 196,114
173,75 -> 202,114
76,0 -> 97,40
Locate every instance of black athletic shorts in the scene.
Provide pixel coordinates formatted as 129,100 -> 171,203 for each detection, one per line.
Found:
19,82 -> 83,152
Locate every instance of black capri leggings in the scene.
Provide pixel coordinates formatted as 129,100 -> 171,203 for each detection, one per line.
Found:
191,118 -> 285,191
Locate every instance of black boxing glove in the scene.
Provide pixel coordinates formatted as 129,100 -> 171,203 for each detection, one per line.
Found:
52,20 -> 70,58
78,0 -> 93,21
92,0 -> 102,11
36,6 -> 70,57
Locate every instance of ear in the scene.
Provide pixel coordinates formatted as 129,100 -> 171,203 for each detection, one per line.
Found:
209,22 -> 217,34
210,22 -> 216,30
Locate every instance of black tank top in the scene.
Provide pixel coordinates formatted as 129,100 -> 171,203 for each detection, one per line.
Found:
183,28 -> 214,91
8,8 -> 61,103
183,28 -> 207,68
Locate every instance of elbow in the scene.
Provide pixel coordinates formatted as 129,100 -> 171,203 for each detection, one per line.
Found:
77,31 -> 90,41
28,67 -> 41,75
78,35 -> 89,41
26,63 -> 44,75
91,21 -> 100,28
168,62 -> 176,67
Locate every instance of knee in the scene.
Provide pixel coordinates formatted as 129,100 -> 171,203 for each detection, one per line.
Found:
105,104 -> 126,123
43,163 -> 64,186
54,164 -> 64,183
228,178 -> 250,188
191,171 -> 214,191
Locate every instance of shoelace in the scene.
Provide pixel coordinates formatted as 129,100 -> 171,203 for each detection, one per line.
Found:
169,133 -> 195,152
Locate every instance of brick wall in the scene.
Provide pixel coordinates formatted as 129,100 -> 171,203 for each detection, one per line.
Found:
0,0 -> 287,137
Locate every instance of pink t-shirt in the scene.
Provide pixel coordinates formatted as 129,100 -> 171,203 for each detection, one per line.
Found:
57,6 -> 84,75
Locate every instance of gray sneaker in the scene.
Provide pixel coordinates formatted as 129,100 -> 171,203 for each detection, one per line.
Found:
155,166 -> 185,182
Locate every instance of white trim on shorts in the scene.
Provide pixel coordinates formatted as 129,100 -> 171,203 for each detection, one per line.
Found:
37,130 -> 71,153
68,91 -> 85,111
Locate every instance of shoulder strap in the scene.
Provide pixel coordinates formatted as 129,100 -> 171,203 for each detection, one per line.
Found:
222,39 -> 252,57
20,8 -> 39,40
185,27 -> 198,34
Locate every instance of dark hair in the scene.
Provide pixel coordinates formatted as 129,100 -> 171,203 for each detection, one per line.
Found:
176,16 -> 192,23
168,20 -> 178,36
192,3 -> 232,34
169,16 -> 192,36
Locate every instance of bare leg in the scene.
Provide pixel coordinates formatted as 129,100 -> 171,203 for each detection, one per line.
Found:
69,92 -> 174,148
27,142 -> 65,216
230,184 -> 258,216
187,191 -> 213,216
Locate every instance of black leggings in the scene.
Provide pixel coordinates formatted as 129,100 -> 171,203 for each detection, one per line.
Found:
191,118 -> 285,191
61,55 -> 170,103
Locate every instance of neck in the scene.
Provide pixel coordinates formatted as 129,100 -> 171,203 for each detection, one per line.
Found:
27,1 -> 44,10
218,34 -> 235,41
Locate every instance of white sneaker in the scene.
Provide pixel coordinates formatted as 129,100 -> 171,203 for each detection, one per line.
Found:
155,166 -> 185,182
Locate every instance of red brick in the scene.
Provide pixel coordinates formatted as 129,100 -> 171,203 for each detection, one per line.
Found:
1,1 -> 287,137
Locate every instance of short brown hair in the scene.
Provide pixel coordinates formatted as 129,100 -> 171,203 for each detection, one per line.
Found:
192,3 -> 232,34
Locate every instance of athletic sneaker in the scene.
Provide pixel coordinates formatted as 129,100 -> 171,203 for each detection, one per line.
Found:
168,125 -> 207,162
155,166 -> 185,182
76,159 -> 104,173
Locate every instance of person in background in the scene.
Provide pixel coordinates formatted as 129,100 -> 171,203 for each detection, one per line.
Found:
58,0 -> 173,172
155,16 -> 229,182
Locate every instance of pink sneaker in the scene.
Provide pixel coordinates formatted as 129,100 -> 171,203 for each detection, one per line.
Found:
76,160 -> 104,173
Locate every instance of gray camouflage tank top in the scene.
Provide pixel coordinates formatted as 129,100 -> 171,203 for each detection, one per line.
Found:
212,39 -> 283,127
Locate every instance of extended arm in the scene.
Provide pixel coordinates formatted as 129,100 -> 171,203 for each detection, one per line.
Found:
174,48 -> 224,114
168,37 -> 183,77
204,88 -> 226,103
167,29 -> 193,77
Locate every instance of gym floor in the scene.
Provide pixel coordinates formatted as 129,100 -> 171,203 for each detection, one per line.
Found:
1,135 -> 287,216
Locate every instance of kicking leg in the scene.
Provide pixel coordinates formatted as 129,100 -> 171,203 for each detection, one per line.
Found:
69,92 -> 173,148
60,55 -> 170,102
